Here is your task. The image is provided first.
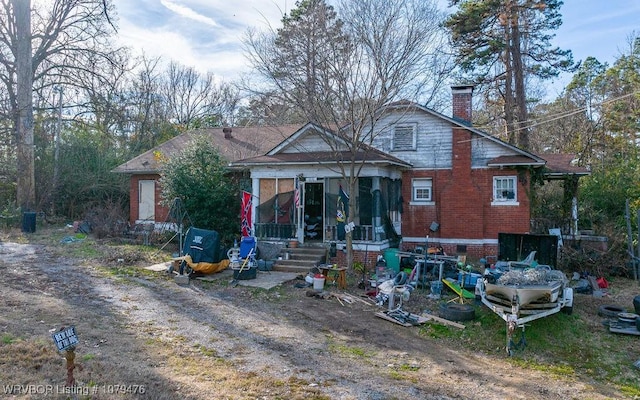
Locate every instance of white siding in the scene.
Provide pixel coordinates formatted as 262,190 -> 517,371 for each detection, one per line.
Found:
370,110 -> 452,169
471,137 -> 521,168
366,108 -> 521,169
281,130 -> 348,153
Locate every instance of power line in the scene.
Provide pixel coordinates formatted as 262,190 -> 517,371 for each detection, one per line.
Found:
466,90 -> 640,142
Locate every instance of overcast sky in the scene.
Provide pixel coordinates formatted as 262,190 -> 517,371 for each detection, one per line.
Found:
111,0 -> 640,93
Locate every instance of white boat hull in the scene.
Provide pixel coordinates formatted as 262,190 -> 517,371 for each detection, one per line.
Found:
484,280 -> 563,307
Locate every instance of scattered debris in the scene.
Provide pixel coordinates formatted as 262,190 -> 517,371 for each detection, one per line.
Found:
421,312 -> 466,329
305,290 -> 375,307
306,289 -> 331,299
375,310 -> 428,327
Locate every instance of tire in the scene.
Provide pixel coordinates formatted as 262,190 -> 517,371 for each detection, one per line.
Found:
597,304 -> 626,318
438,303 -> 476,322
633,295 -> 640,315
394,271 -> 408,286
561,306 -> 573,315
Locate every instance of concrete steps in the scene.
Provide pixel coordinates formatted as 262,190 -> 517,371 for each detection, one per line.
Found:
272,246 -> 326,274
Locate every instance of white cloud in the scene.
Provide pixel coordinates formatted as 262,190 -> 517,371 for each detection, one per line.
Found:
160,0 -> 219,27
112,0 -> 292,79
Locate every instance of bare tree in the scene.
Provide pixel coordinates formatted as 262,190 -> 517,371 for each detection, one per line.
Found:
0,0 -> 121,211
161,62 -> 240,130
244,0 -> 451,267
12,0 -> 35,210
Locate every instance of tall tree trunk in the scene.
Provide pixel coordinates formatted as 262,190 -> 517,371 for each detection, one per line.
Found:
511,18 -> 529,149
503,4 -> 516,145
13,0 -> 35,211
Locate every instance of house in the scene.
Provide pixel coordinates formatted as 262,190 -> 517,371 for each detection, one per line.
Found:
229,86 -> 589,261
112,125 -> 300,226
114,86 -> 588,262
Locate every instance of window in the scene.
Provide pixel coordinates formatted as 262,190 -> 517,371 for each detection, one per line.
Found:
493,176 -> 517,202
392,124 -> 416,150
412,178 -> 432,202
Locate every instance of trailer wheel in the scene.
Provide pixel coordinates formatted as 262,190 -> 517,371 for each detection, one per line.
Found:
438,303 -> 475,322
597,304 -> 625,318
561,306 -> 573,315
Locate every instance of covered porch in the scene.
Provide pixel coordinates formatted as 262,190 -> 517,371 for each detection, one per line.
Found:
252,174 -> 403,246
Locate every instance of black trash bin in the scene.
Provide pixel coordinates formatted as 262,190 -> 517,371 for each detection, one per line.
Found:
22,212 -> 36,233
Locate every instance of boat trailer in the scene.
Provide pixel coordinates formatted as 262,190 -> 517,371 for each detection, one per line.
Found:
476,278 -> 574,356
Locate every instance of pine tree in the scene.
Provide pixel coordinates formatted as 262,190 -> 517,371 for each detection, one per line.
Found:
445,0 -> 574,149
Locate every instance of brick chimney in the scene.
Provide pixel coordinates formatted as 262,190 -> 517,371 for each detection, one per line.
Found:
450,85 -> 475,177
451,85 -> 474,123
440,84 -> 483,239
223,127 -> 232,139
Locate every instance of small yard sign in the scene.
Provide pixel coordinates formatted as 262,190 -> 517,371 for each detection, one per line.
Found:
52,326 -> 79,352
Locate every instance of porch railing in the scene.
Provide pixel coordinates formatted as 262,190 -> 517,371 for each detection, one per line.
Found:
254,223 -> 296,240
326,225 -> 374,241
254,223 -> 376,241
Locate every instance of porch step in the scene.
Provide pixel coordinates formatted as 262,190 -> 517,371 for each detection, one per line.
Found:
272,246 -> 326,274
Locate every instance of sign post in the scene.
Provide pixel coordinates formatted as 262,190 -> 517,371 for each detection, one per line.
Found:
51,326 -> 79,386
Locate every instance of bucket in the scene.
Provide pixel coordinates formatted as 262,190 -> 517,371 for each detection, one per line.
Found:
430,281 -> 442,298
313,276 -> 325,291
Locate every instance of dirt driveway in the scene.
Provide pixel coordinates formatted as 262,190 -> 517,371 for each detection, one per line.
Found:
0,235 -> 632,399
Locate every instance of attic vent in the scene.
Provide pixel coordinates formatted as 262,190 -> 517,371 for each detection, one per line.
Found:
223,127 -> 232,139
392,124 -> 416,150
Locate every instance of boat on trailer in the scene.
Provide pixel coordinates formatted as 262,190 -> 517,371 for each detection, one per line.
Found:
476,257 -> 573,356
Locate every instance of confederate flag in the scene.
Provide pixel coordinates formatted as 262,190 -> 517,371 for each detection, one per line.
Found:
240,191 -> 252,237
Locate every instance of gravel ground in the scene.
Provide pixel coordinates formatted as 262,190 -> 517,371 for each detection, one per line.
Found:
0,237 -> 633,399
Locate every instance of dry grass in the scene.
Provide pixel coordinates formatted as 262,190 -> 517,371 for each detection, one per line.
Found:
1,225 -> 639,399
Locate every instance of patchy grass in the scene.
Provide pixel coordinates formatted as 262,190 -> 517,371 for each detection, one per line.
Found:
2,225 -> 638,399
1,333 -> 16,345
418,297 -> 640,394
327,341 -> 373,359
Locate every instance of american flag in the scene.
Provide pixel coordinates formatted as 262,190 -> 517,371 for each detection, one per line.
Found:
294,178 -> 300,208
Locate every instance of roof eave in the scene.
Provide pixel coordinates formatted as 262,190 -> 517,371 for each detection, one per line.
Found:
231,159 -> 412,168
111,168 -> 160,174
543,171 -> 591,179
487,161 -> 546,168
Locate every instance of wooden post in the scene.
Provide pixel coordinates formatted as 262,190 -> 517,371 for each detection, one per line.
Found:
636,209 -> 640,283
625,200 -> 637,281
65,349 -> 76,386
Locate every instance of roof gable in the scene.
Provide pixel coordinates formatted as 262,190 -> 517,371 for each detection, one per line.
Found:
378,101 -> 546,166
233,122 -> 411,168
112,125 -> 299,174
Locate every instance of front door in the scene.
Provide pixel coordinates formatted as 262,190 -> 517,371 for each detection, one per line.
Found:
138,180 -> 155,221
303,181 -> 324,241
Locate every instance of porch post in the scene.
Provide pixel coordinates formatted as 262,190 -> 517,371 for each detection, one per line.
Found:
372,177 -> 382,241
571,196 -> 578,236
252,177 -> 259,237
297,180 -> 304,243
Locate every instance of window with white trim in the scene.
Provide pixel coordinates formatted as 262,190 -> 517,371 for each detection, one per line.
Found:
392,124 -> 416,150
493,176 -> 517,202
412,178 -> 432,202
